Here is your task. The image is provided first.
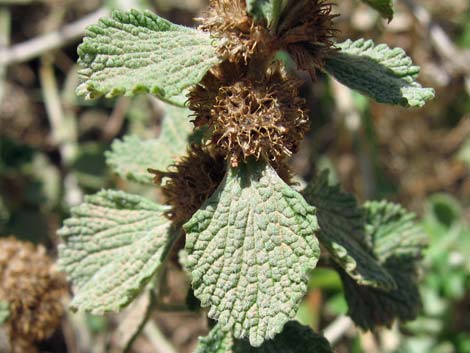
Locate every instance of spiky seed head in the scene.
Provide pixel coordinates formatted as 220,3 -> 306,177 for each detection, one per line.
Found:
189,63 -> 309,166
277,0 -> 337,78
198,0 -> 273,63
150,145 -> 226,225
0,237 -> 67,353
188,61 -> 246,129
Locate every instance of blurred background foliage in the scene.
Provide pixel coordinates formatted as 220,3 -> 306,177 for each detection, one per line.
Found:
0,0 -> 468,352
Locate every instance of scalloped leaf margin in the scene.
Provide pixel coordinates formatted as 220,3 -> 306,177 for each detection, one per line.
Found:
303,171 -> 397,291
184,161 -> 320,347
340,200 -> 428,330
195,321 -> 333,353
58,190 -> 173,314
325,39 -> 435,107
105,105 -> 193,184
76,9 -> 221,106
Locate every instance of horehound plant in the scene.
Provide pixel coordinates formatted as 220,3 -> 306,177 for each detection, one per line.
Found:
57,0 -> 434,351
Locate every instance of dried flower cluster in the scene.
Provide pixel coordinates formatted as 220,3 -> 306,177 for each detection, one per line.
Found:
0,237 -> 67,353
150,145 -> 226,224
276,0 -> 337,78
190,63 -> 309,165
198,0 -> 272,63
188,0 -> 335,166
156,0 -> 336,217
198,0 -> 336,73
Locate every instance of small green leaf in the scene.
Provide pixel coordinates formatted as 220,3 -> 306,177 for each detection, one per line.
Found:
184,161 -> 320,347
361,0 -> 394,21
0,300 -> 9,324
340,200 -> 427,330
325,39 -> 435,107
106,105 -> 193,184
246,0 -> 284,29
58,190 -> 173,314
195,323 -> 233,353
195,321 -> 333,353
77,9 -> 221,106
303,171 -> 396,290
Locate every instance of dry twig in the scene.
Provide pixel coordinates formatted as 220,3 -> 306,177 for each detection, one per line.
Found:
0,8 -> 109,66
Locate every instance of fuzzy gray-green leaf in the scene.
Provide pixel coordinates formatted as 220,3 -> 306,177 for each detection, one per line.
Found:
0,300 -> 9,324
340,200 -> 427,330
77,9 -> 221,106
325,39 -> 434,107
194,322 -> 234,353
58,190 -> 173,314
361,0 -> 394,21
195,321 -> 333,353
106,105 -> 193,184
184,162 -> 320,347
303,171 -> 396,290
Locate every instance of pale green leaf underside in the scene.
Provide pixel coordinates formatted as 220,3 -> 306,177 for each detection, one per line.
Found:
340,200 -> 427,330
76,9 -> 221,106
106,105 -> 193,184
195,321 -> 333,353
325,39 -> 435,107
303,172 -> 396,291
246,0 -> 284,28
361,0 -> 394,21
184,161 -> 320,347
0,300 -> 9,324
58,190 -> 172,314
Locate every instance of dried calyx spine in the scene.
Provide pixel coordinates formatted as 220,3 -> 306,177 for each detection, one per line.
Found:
154,0 -> 335,220
0,237 -> 67,353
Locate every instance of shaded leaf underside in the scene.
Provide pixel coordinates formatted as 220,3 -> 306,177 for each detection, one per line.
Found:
303,171 -> 396,291
340,200 -> 427,330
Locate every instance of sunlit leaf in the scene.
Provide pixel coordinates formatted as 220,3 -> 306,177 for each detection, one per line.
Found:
185,161 -> 320,346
